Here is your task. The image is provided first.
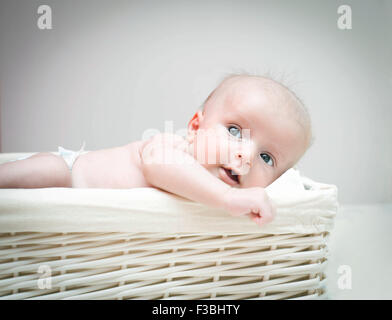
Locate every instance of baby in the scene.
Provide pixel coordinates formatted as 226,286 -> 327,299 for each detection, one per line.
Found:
0,74 -> 312,226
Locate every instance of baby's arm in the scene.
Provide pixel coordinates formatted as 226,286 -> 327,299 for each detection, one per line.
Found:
140,133 -> 275,226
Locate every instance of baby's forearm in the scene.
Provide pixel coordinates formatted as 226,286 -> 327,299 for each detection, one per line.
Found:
140,134 -> 275,226
141,144 -> 231,210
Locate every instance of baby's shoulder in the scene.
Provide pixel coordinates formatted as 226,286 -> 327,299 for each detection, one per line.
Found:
139,133 -> 190,157
138,133 -> 190,162
149,132 -> 187,147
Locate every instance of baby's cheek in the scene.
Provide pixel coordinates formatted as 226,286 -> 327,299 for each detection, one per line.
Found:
242,167 -> 273,188
192,133 -> 219,165
215,136 -> 234,165
201,164 -> 220,180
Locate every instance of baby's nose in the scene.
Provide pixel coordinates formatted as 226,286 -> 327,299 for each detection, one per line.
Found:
232,142 -> 253,172
235,150 -> 251,165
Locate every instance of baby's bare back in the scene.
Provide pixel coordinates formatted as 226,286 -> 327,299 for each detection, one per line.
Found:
71,141 -> 151,189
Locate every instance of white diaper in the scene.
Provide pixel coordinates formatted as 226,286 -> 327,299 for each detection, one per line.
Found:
9,141 -> 88,172
56,141 -> 88,171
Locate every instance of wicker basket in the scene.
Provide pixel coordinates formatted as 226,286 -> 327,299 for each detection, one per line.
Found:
0,153 -> 338,300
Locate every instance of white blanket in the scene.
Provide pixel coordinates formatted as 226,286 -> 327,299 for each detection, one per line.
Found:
0,153 -> 338,234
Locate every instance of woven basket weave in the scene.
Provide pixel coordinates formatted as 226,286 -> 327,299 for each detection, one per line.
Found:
0,153 -> 337,300
0,231 -> 329,300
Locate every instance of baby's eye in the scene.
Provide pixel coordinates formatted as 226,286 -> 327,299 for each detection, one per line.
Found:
260,153 -> 274,166
228,126 -> 241,139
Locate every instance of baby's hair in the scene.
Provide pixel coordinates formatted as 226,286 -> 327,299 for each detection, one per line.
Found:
202,72 -> 314,150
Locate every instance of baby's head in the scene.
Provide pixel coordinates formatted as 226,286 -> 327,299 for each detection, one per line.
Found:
187,74 -> 312,188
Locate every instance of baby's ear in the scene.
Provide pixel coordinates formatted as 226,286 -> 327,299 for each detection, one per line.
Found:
187,110 -> 204,143
188,110 -> 204,132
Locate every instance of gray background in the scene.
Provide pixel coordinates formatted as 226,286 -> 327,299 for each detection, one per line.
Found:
0,0 -> 391,204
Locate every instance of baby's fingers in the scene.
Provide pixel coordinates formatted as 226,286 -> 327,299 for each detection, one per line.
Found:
249,202 -> 276,226
262,202 -> 276,225
248,212 -> 263,226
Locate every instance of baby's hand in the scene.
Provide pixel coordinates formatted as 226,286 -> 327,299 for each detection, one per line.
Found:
223,187 -> 276,226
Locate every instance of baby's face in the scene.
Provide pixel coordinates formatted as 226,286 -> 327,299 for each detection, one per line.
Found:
188,77 -> 309,188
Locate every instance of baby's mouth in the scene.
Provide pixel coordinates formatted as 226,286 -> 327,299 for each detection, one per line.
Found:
219,167 -> 240,186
